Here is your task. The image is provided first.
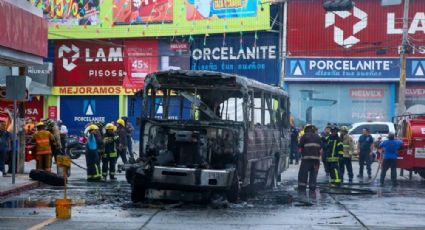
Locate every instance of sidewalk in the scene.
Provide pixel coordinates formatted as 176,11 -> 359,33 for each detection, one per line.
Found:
0,160 -> 38,198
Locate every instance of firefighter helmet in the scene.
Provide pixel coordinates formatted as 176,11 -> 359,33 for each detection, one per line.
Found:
88,124 -> 99,131
36,122 -> 45,127
105,123 -> 115,130
340,126 -> 349,132
117,119 -> 125,126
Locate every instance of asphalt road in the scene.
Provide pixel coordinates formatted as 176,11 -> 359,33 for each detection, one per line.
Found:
1,156 -> 425,230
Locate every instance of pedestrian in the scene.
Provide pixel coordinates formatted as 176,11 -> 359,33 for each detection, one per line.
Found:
298,124 -> 322,191
57,120 -> 68,155
357,128 -> 374,179
32,122 -> 55,172
102,123 -> 119,181
379,133 -> 403,186
290,123 -> 299,165
86,124 -> 102,182
46,120 -> 62,163
94,121 -> 105,162
116,119 -> 128,164
323,125 -> 344,186
321,124 -> 331,176
339,126 -> 354,183
121,116 -> 135,161
0,121 -> 11,176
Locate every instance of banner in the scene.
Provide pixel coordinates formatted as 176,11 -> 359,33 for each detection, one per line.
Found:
159,39 -> 190,71
31,0 -> 100,26
113,0 -> 173,25
287,0 -> 425,57
60,96 -> 119,135
54,40 -> 126,86
191,32 -> 279,85
123,40 -> 159,89
40,0 -> 270,39
186,0 -> 257,20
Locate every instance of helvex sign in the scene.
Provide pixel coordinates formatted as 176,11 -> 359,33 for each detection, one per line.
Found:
287,0 -> 425,57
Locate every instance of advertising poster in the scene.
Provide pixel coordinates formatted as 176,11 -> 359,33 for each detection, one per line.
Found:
123,40 -> 159,89
406,85 -> 425,114
191,32 -> 279,85
159,39 -> 190,71
60,96 -> 119,135
54,40 -> 126,86
46,0 -> 270,39
186,0 -> 257,20
113,0 -> 173,24
0,96 -> 44,131
32,0 -> 100,26
288,84 -> 391,130
287,0 -> 425,57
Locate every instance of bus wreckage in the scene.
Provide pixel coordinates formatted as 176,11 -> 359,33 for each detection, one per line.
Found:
126,70 -> 291,202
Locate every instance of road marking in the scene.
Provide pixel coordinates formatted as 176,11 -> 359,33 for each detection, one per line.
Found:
27,217 -> 57,230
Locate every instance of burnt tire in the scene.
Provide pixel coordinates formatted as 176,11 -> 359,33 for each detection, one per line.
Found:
29,169 -> 65,186
67,145 -> 83,160
125,167 -> 136,184
131,179 -> 146,203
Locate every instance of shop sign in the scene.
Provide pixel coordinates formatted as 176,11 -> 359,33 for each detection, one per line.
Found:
60,96 -> 119,135
52,86 -> 139,95
191,32 -> 280,85
287,0 -> 425,57
48,106 -> 57,120
54,40 -> 126,86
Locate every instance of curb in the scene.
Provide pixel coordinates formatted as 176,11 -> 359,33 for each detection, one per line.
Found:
0,181 -> 41,198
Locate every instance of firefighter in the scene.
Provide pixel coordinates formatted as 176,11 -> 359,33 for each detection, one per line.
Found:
45,120 -> 62,163
94,121 -> 105,163
116,119 -> 128,164
340,126 -> 354,183
102,123 -> 119,181
32,122 -> 55,172
298,124 -> 322,191
379,133 -> 403,186
323,125 -> 344,186
321,124 -> 331,176
86,124 -> 102,182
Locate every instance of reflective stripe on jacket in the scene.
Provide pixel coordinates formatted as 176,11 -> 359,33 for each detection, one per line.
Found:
103,133 -> 119,158
33,130 -> 53,155
324,135 -> 344,162
299,132 -> 322,161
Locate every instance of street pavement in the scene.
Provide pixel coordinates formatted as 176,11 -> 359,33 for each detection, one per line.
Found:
1,155 -> 425,230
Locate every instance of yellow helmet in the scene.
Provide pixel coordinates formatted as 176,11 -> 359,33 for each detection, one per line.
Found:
117,119 -> 125,126
36,122 -> 45,127
105,123 -> 115,130
88,124 -> 99,131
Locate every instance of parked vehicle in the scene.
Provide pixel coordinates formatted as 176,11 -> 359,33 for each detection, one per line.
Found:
66,133 -> 87,159
126,70 -> 291,203
348,121 -> 396,156
392,114 -> 425,179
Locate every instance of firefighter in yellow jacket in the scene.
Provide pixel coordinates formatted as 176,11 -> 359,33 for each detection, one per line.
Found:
323,125 -> 344,186
102,123 -> 120,181
32,122 -> 54,172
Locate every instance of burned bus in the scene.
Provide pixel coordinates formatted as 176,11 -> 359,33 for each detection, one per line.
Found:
126,70 -> 291,202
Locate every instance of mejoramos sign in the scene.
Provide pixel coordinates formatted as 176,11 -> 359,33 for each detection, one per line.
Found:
33,0 -> 270,39
191,32 -> 280,85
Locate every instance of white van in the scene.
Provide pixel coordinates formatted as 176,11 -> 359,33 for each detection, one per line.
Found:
348,122 -> 396,155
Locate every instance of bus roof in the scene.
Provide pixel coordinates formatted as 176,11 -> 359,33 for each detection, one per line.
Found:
144,70 -> 288,97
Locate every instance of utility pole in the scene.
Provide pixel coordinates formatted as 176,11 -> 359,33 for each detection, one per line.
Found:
397,0 -> 409,116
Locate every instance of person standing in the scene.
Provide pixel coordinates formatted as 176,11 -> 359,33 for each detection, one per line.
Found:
102,123 -> 120,181
321,124 -> 331,176
32,122 -> 54,172
379,133 -> 403,186
116,119 -> 128,164
298,124 -> 322,191
323,125 -> 344,186
339,126 -> 354,183
57,120 -> 68,155
122,117 -> 135,161
358,128 -> 374,179
46,120 -> 62,162
290,124 -> 299,165
0,121 -> 11,176
86,124 -> 102,182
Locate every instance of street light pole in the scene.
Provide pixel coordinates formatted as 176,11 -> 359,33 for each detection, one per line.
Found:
398,0 -> 409,116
